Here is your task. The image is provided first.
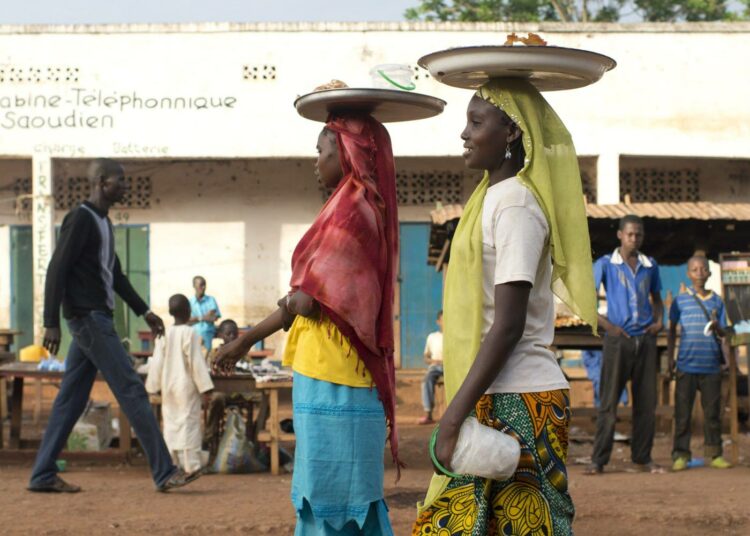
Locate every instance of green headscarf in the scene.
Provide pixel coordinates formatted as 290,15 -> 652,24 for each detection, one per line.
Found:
418,78 -> 597,513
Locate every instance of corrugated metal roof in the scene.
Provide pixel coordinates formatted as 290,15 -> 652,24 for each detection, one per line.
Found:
586,202 -> 750,221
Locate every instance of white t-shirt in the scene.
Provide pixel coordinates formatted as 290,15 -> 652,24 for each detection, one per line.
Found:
481,177 -> 569,394
424,331 -> 444,362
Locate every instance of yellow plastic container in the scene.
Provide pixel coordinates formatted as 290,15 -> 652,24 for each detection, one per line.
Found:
20,344 -> 49,363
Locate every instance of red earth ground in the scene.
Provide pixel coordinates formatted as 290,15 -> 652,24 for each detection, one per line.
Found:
2,372 -> 749,535
1,425 -> 750,535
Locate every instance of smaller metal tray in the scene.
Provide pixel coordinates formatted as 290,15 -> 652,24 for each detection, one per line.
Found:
294,88 -> 446,123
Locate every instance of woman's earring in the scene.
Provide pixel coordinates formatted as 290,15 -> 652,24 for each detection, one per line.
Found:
504,144 -> 512,159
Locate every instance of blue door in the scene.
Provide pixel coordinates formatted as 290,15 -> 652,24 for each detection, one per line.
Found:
659,263 -> 690,324
10,226 -> 33,352
399,223 -> 443,369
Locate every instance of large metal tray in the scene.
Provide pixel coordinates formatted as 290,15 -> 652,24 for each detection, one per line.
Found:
418,45 -> 616,91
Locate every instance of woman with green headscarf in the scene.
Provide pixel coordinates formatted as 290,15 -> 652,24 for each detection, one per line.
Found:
412,79 -> 598,535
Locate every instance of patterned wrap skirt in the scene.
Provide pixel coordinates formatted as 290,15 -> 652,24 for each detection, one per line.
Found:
413,390 -> 574,536
292,372 -> 394,536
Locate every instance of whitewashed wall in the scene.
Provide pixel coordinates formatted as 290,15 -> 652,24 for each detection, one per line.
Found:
0,156 -> 472,350
1,21 -> 749,344
0,22 -> 748,161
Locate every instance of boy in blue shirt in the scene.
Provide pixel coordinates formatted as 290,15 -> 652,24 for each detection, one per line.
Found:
189,275 -> 221,351
668,255 -> 732,470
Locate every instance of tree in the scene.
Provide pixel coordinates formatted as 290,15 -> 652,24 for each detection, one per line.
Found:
636,0 -> 726,21
404,0 -> 749,22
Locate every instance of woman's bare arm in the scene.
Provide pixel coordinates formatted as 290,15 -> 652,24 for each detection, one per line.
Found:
433,281 -> 530,472
214,308 -> 284,374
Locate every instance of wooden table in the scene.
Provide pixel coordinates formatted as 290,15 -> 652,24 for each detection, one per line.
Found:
0,351 -> 15,422
0,362 -> 134,460
554,329 -> 742,458
553,330 -> 669,350
255,380 -> 293,475
0,329 -> 22,353
248,349 -> 275,359
0,362 -> 262,462
0,328 -> 22,414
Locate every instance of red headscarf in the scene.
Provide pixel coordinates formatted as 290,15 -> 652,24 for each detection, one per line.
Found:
289,113 -> 400,469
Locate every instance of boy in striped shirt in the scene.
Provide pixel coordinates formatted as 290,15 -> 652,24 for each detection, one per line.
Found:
668,256 -> 732,471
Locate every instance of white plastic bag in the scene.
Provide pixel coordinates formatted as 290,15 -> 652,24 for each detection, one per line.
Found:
212,408 -> 265,474
450,417 -> 521,480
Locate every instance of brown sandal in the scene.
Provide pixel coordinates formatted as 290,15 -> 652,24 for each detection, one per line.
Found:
156,468 -> 202,492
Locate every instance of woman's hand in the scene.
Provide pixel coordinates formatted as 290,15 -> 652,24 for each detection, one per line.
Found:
212,337 -> 251,376
432,420 -> 460,475
212,308 -> 285,375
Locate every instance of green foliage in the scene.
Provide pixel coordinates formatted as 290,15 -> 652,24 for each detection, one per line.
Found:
404,1 -> 551,22
636,0 -> 731,21
404,0 -> 750,22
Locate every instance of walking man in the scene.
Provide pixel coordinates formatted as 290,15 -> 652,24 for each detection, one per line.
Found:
28,158 -> 200,493
587,214 -> 664,474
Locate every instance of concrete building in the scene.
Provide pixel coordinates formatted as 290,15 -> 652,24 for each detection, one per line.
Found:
0,22 -> 749,367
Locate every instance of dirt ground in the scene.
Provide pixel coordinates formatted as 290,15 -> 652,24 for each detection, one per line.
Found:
2,423 -> 750,535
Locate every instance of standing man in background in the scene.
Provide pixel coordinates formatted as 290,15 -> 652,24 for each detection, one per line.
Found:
29,158 -> 199,493
587,214 -> 664,475
189,275 -> 221,352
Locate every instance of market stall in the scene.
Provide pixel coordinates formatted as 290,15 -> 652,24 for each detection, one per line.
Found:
428,201 -> 750,443
719,252 -> 750,463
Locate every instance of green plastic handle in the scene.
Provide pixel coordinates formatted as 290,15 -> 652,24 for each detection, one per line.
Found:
429,425 -> 462,479
378,70 -> 416,91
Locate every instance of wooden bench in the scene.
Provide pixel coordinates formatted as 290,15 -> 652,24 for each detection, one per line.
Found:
0,352 -> 15,422
255,381 -> 294,475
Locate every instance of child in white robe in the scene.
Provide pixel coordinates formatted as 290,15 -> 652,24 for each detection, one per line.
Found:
146,294 -> 214,474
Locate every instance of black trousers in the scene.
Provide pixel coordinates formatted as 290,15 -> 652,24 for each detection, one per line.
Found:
672,371 -> 723,460
592,334 -> 658,466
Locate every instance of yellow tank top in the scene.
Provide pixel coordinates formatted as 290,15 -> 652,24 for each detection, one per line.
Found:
283,315 -> 372,388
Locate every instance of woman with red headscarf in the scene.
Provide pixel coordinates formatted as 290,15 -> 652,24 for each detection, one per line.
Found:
215,112 -> 399,535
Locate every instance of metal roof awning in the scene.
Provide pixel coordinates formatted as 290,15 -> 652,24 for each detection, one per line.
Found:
428,202 -> 750,268
587,202 -> 750,264
586,202 -> 750,221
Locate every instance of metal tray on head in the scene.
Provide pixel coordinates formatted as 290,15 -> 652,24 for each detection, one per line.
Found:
294,88 -> 446,123
418,45 -> 616,91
